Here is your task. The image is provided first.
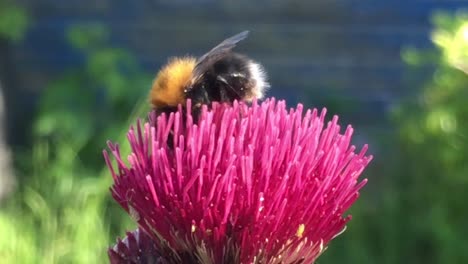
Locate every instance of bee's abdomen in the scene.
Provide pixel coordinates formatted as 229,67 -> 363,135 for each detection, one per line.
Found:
196,53 -> 254,104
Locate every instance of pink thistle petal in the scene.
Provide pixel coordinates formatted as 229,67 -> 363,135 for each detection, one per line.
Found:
105,98 -> 372,263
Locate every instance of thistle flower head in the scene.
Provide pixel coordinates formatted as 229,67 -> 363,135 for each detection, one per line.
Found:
104,98 -> 372,263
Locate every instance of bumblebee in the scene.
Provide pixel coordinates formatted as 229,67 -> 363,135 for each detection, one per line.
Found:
149,31 -> 269,118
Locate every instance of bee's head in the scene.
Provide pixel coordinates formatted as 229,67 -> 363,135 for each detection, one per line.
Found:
150,57 -> 197,109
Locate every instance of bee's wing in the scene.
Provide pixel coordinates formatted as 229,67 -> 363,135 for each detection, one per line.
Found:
191,31 -> 249,80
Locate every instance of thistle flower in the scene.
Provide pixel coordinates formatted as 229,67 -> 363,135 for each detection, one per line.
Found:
104,98 -> 372,264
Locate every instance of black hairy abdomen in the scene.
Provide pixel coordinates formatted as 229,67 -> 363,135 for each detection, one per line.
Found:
187,53 -> 252,106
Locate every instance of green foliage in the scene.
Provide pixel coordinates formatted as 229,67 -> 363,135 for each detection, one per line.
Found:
0,0 -> 29,41
321,11 -> 468,264
35,24 -> 151,165
0,24 -> 151,263
392,11 -> 468,263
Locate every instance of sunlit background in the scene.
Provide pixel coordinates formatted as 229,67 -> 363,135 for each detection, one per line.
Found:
1,1 -> 467,263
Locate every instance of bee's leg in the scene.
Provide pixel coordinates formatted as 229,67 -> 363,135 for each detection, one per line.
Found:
201,86 -> 210,105
190,87 -> 209,125
216,75 -> 241,102
154,106 -> 179,148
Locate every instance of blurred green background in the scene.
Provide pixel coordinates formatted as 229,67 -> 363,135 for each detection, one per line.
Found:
0,1 -> 467,263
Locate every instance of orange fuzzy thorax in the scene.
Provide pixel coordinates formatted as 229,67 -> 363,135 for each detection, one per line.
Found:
150,57 -> 196,108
